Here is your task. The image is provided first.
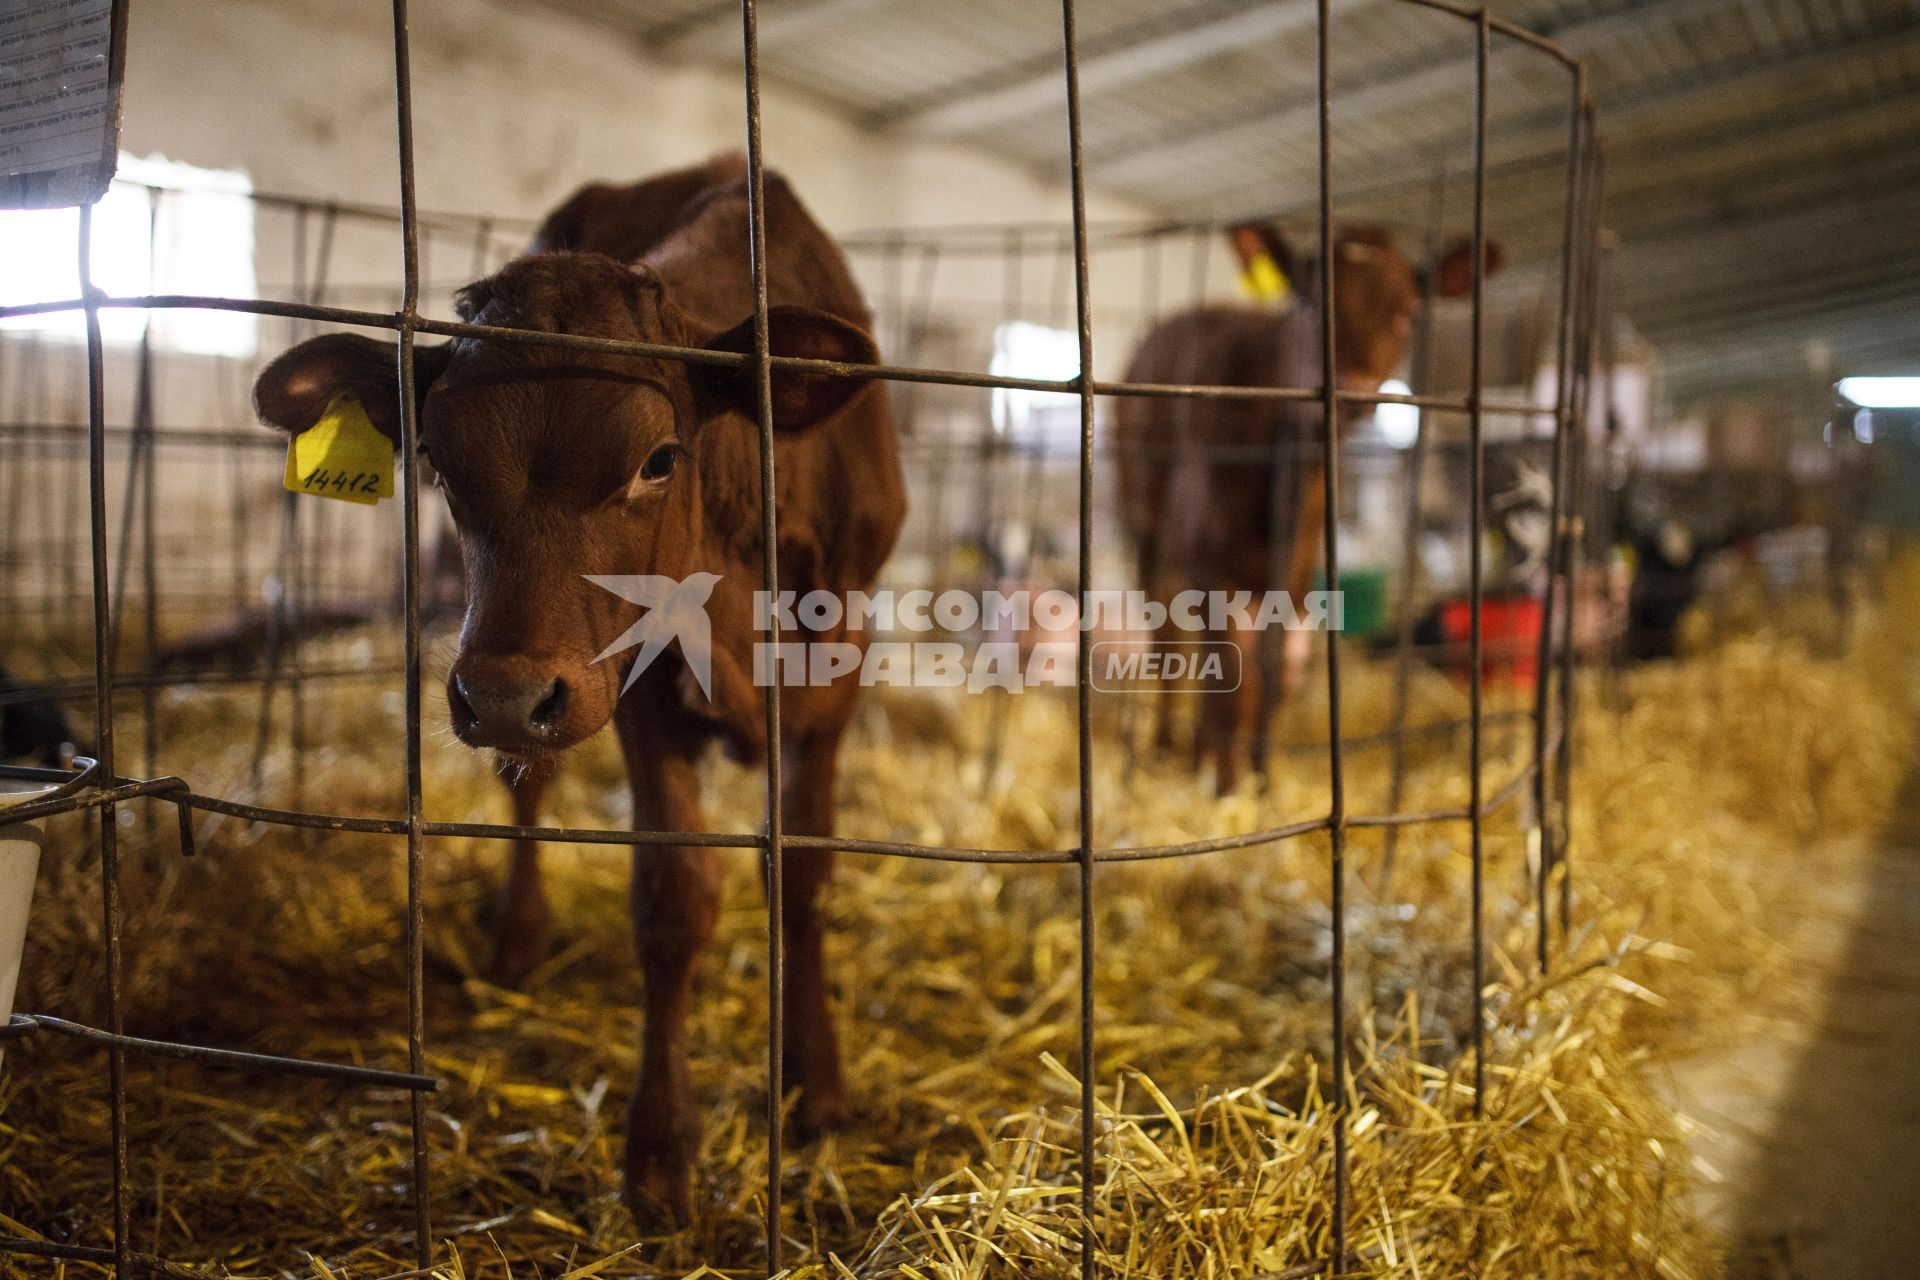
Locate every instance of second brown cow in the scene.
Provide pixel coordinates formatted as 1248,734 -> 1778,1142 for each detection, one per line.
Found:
1114,222 -> 1496,792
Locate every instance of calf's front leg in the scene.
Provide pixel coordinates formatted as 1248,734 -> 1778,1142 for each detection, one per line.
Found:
776,726 -> 850,1141
1247,462 -> 1328,787
1198,625 -> 1261,794
618,725 -> 720,1228
488,754 -> 555,987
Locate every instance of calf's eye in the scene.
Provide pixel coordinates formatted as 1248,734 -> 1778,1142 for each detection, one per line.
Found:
641,445 -> 678,482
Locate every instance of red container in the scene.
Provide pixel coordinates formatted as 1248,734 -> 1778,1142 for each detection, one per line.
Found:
1438,595 -> 1544,688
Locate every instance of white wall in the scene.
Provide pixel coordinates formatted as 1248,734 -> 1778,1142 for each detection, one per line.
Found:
2,0 -> 1179,633
114,0 -> 1155,308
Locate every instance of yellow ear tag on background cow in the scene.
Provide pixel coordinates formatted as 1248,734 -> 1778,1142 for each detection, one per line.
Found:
1237,251 -> 1292,304
283,391 -> 394,506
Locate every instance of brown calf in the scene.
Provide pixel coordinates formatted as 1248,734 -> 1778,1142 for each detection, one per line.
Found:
253,155 -> 907,1224
1113,223 -> 1495,792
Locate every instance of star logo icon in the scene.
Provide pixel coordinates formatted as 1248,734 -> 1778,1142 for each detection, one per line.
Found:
584,572 -> 722,698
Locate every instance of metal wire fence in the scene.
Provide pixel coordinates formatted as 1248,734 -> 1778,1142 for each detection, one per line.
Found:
0,0 -> 1601,1274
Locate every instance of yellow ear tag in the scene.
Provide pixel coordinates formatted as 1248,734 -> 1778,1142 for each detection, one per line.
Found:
1237,251 -> 1292,304
283,391 -> 395,506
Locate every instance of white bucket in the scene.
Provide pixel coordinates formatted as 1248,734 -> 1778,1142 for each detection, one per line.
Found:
0,780 -> 58,1065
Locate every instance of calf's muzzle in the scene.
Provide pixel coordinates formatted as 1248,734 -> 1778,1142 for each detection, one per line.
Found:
447,652 -> 593,754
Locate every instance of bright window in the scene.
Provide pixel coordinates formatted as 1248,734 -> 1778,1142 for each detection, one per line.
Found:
990,320 -> 1081,449
0,152 -> 257,357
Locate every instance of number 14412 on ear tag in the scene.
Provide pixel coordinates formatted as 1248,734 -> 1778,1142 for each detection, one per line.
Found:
283,391 -> 395,505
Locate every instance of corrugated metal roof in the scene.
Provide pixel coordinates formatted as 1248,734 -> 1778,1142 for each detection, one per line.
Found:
528,0 -> 1920,396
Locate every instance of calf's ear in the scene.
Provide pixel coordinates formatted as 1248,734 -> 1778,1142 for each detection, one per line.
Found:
1229,222 -> 1297,291
691,306 -> 879,433
1431,238 -> 1507,298
253,333 -> 452,444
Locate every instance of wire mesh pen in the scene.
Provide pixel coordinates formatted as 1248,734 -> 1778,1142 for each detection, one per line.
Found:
0,0 -> 1601,1274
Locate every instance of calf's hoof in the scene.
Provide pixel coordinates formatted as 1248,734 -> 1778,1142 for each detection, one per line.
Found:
789,1087 -> 851,1145
483,896 -> 551,988
624,1154 -> 692,1231
486,931 -> 547,989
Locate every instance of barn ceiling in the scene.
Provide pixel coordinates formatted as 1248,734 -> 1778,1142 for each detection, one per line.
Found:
529,0 -> 1920,401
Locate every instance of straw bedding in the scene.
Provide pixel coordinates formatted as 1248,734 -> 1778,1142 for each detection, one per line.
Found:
1,586 -> 1912,1279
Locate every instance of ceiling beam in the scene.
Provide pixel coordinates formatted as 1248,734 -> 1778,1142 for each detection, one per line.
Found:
1660,301 -> 1920,393
1618,144 -> 1920,245
1645,262 -> 1920,338
643,0 -> 895,51
1672,331 -> 1920,374
1618,180 -> 1920,270
1296,80 -> 1920,252
1662,298 -> 1920,350
1618,212 -> 1920,312
886,0 -> 1369,136
636,0 -> 733,45
1627,266 -> 1920,346
1086,0 -> 1745,180
1169,12 -> 1920,224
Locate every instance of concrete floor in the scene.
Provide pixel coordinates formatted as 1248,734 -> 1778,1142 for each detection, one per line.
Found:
1668,763 -> 1920,1278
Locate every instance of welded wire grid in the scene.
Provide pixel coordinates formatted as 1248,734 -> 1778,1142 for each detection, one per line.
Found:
0,0 -> 1602,1274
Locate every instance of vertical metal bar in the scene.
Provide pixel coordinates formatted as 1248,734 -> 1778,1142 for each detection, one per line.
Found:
27,340 -> 53,641
302,206 -> 339,615
907,245 -> 951,575
59,352 -> 80,636
1141,227 -> 1162,322
966,241 -> 1007,566
1467,7 -> 1490,1128
1531,67 -> 1585,974
229,364 -> 249,622
1259,373 -> 1298,777
251,205 -> 321,791
470,215 -> 494,277
387,0 -> 432,1267
988,226 -> 1024,551
79,200 -> 131,1278
735,1 -> 788,1268
981,228 -> 1025,791
290,201 -> 340,828
248,492 -> 296,789
96,187 -> 162,842
1595,226 -> 1623,713
1057,1 -> 1100,1272
1379,164 -> 1447,889
1189,219 -> 1212,308
107,191 -> 159,688
1552,131 -> 1587,938
880,236 -> 902,368
138,192 -> 160,806
1120,229 -> 1165,782
0,342 -> 28,628
1557,117 -> 1602,941
90,14 -> 133,1268
1314,0 -> 1349,1267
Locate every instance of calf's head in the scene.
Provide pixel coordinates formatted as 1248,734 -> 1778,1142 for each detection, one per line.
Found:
253,252 -> 875,757
1229,222 -> 1504,389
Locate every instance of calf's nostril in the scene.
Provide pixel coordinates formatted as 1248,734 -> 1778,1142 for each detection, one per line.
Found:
448,675 -> 478,729
529,677 -> 569,730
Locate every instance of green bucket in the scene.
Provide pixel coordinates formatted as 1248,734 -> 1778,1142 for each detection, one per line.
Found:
1317,565 -> 1390,639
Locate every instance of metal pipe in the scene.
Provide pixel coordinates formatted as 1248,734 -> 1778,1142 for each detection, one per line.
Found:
1314,0 -> 1350,1266
386,0 -> 434,1264
1057,0 -> 1102,1270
